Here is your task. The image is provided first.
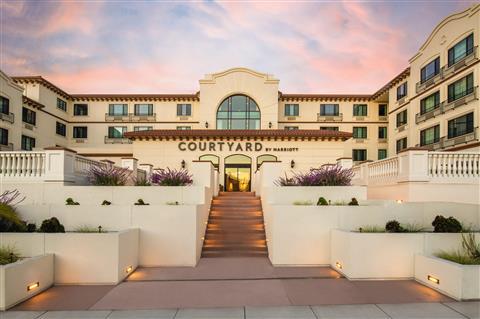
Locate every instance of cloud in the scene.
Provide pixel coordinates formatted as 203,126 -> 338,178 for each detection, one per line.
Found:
0,1 -> 475,94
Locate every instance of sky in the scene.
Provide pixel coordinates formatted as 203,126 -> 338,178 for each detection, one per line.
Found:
0,1 -> 477,94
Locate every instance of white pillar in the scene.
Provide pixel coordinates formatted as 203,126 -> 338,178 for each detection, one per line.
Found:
121,157 -> 138,180
336,157 -> 353,169
43,147 -> 76,183
190,161 -> 214,189
397,148 -> 430,182
138,163 -> 153,180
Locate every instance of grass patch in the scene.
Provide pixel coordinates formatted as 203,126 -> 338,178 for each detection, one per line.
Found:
0,246 -> 20,265
74,225 -> 107,233
358,226 -> 385,233
435,250 -> 480,265
402,223 -> 427,233
293,200 -> 314,206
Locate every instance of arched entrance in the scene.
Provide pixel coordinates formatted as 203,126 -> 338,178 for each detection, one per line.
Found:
224,154 -> 252,192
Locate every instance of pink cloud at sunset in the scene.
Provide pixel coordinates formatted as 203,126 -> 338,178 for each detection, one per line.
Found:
0,1 -> 476,94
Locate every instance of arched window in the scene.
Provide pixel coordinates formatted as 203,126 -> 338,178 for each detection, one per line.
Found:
199,154 -> 219,169
216,94 -> 260,130
256,154 -> 278,169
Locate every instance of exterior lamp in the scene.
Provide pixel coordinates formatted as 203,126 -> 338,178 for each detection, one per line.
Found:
27,282 -> 39,291
181,160 -> 186,169
290,160 -> 295,169
396,199 -> 403,204
268,122 -> 272,128
126,266 -> 133,273
427,275 -> 439,284
205,121 -> 209,128
335,262 -> 343,269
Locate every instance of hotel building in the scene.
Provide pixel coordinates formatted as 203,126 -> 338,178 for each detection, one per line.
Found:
0,4 -> 478,192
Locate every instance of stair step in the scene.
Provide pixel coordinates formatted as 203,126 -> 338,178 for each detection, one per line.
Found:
218,192 -> 255,196
205,233 -> 266,240
203,245 -> 267,251
202,251 -> 268,257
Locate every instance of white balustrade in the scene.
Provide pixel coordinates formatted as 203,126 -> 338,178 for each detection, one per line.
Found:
75,155 -> 107,175
368,157 -> 399,184
428,152 -> 480,180
0,152 -> 46,179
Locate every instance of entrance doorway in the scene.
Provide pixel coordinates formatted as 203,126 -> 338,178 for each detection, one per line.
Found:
224,154 -> 251,192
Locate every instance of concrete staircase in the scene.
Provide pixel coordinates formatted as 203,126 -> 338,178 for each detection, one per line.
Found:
202,192 -> 268,257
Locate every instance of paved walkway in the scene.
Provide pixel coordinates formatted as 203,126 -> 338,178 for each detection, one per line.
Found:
3,302 -> 480,318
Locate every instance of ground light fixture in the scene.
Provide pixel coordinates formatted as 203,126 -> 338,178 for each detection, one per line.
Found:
427,275 -> 440,284
291,160 -> 295,168
181,160 -> 186,169
205,121 -> 209,128
126,266 -> 133,274
335,262 -> 343,269
396,199 -> 403,204
27,282 -> 39,291
268,121 -> 272,128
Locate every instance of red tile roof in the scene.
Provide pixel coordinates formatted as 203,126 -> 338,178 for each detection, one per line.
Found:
125,129 -> 352,141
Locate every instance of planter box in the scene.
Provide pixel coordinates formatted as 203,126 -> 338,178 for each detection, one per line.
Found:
330,229 -> 424,279
262,186 -> 367,205
415,254 -> 480,300
0,254 -> 54,310
0,229 -> 139,284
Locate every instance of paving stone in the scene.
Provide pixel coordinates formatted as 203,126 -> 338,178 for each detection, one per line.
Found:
246,306 -> 316,318
377,302 -> 465,318
37,311 -> 111,318
444,302 -> 480,319
174,307 -> 244,319
106,309 -> 177,318
0,311 -> 45,319
312,304 -> 389,318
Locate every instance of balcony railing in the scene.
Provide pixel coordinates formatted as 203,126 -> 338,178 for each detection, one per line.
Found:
416,72 -> 443,94
104,136 -> 133,144
105,113 -> 156,122
317,113 -> 343,122
378,116 -> 388,121
441,130 -> 477,149
0,143 -> 13,151
416,86 -> 477,124
443,46 -> 478,78
0,112 -> 14,124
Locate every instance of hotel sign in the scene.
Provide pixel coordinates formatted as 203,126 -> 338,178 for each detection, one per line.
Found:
178,141 -> 298,152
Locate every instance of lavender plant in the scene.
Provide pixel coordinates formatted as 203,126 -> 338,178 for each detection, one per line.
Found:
0,190 -> 25,206
151,168 -> 193,186
275,165 -> 353,186
87,165 -> 131,186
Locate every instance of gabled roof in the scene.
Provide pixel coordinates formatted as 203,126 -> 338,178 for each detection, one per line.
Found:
12,76 -> 71,100
371,67 -> 410,100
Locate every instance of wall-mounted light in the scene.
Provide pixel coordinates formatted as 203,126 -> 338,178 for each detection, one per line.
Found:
201,237 -> 205,240
268,122 -> 272,129
27,282 -> 39,291
290,160 -> 295,169
396,199 -> 403,204
427,275 -> 439,284
205,121 -> 209,128
335,262 -> 343,269
181,160 -> 186,169
126,266 -> 133,273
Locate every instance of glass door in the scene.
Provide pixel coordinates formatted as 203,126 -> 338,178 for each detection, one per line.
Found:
225,166 -> 251,192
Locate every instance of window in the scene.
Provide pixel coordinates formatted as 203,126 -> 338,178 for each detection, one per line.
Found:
396,82 -> 408,100
22,107 -> 36,125
21,135 -> 35,151
108,104 -> 128,116
176,126 -> 191,130
284,126 -> 299,130
134,104 -> 153,116
216,95 -> 260,130
177,104 -> 191,116
448,33 -> 474,67
320,126 -> 339,131
74,104 -> 88,116
420,91 -> 440,114
352,149 -> 367,162
420,57 -> 440,83
320,104 -> 339,116
353,104 -> 367,116
57,98 -> 67,112
108,126 -> 127,138
448,73 -> 474,102
199,154 -> 219,169
378,104 -> 387,117
0,96 -> 9,114
56,122 -> 66,136
284,104 -> 299,116
73,126 -> 88,139
396,137 -> 408,153
420,125 -> 440,146
0,128 -> 8,145
134,126 -> 153,131
378,127 -> 387,139
396,110 -> 407,127
378,149 -> 387,160
257,154 -> 277,169
448,112 -> 474,139
353,127 -> 367,139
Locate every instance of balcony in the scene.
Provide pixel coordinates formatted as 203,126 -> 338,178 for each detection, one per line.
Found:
0,143 -> 13,151
317,113 -> 343,122
104,136 -> 132,144
378,138 -> 388,144
378,116 -> 388,121
441,130 -> 477,149
416,87 -> 477,124
442,46 -> 478,78
105,113 -> 156,122
416,72 -> 443,94
0,112 -> 14,124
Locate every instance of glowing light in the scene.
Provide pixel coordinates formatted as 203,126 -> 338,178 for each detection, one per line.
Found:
201,237 -> 205,240
427,275 -> 439,284
335,262 -> 343,269
126,266 -> 133,273
396,199 -> 403,204
27,282 -> 39,291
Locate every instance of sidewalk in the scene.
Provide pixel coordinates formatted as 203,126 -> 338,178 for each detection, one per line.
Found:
3,302 -> 479,319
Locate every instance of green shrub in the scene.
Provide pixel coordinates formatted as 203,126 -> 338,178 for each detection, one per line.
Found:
432,215 -> 462,233
0,246 -> 19,265
293,200 -> 314,206
134,199 -> 149,205
402,223 -> 426,233
26,223 -> 36,232
39,217 -> 65,233
317,197 -> 328,206
435,233 -> 480,265
348,198 -> 359,206
0,203 -> 27,232
385,220 -> 404,233
66,198 -> 79,205
101,200 -> 111,206
358,226 -> 385,233
462,233 -> 480,260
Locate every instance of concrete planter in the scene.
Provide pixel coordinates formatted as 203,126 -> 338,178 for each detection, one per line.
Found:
0,254 -> 54,310
415,254 -> 480,300
262,186 -> 367,205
